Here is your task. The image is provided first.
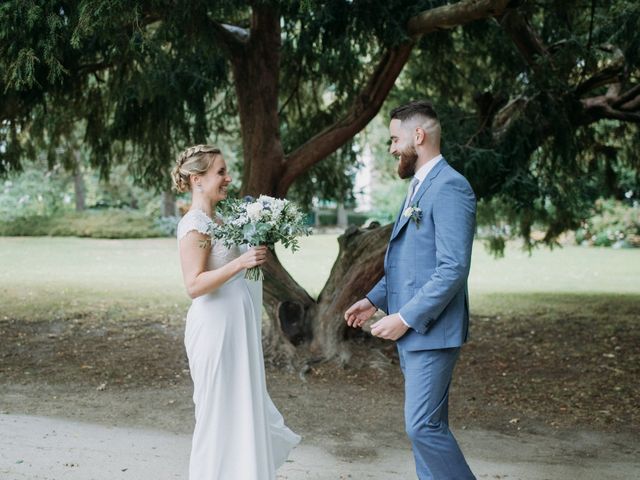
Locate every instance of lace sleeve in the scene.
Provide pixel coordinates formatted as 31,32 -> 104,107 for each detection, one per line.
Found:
176,210 -> 213,241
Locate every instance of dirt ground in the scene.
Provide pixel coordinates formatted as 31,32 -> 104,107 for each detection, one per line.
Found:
1,306 -> 639,477
2,305 -> 638,432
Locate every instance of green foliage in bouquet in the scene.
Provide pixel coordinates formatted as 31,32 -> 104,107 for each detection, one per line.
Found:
210,195 -> 311,280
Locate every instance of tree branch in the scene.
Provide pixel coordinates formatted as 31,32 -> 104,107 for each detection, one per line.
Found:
582,97 -> 640,123
77,61 -> 113,75
408,0 -> 515,37
575,45 -> 626,97
278,60 -> 303,117
621,95 -> 640,112
575,64 -> 624,97
582,85 -> 640,124
498,9 -> 550,69
206,18 -> 247,55
614,84 -> 640,108
277,0 -> 515,196
276,42 -> 414,197
220,23 -> 250,43
495,5 -> 640,129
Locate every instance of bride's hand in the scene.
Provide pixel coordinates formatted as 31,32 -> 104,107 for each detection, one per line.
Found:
237,246 -> 269,270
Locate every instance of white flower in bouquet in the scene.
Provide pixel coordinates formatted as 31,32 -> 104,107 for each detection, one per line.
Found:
208,195 -> 311,280
268,197 -> 286,218
246,202 -> 264,222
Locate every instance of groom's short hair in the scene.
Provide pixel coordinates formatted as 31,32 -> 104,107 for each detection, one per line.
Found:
391,100 -> 441,143
390,100 -> 439,124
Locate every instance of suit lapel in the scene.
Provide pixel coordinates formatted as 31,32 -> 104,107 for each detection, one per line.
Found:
390,195 -> 408,238
389,159 -> 448,242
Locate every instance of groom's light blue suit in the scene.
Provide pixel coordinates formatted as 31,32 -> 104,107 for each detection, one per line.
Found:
367,158 -> 476,480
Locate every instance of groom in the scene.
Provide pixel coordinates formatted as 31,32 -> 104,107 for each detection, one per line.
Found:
345,100 -> 476,479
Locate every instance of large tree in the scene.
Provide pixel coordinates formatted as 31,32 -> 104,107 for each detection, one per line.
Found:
390,0 -> 640,252
2,0 -> 638,362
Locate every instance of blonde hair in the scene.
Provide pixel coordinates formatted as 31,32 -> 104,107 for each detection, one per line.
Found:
171,145 -> 221,193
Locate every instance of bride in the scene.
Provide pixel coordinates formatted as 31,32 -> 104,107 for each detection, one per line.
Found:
172,144 -> 300,479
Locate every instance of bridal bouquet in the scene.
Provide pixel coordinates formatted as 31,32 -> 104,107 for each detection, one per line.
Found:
210,195 -> 311,281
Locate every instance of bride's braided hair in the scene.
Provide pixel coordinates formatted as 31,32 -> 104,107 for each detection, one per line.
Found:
171,145 -> 221,193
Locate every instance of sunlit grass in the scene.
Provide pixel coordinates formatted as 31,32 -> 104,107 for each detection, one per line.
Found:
1,235 -> 638,321
467,241 -> 640,316
0,237 -> 186,321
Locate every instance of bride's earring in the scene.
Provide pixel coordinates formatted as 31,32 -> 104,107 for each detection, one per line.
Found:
196,184 -> 203,193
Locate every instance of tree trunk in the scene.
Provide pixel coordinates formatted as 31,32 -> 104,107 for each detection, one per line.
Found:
73,150 -> 85,212
229,6 -> 308,363
261,224 -> 392,365
73,170 -> 85,211
336,202 -> 348,229
313,206 -> 321,228
310,224 -> 391,362
224,2 -> 515,365
161,190 -> 176,217
226,9 -> 410,365
230,6 -> 284,199
261,250 -> 316,366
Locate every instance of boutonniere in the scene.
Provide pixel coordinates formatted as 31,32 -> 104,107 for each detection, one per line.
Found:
402,203 -> 422,228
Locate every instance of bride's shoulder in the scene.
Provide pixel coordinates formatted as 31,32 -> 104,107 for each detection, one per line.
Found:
177,209 -> 213,240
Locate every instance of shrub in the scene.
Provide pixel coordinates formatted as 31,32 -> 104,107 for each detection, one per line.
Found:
347,212 -> 370,226
314,211 -> 370,227
575,199 -> 640,248
1,168 -> 72,221
0,209 -> 167,238
317,212 -> 337,226
153,216 -> 181,236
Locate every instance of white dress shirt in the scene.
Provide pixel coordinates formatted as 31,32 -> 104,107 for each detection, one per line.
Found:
398,154 -> 443,328
409,154 -> 443,202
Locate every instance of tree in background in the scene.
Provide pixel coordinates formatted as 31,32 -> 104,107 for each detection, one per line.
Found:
388,0 -> 640,253
1,0 -> 638,363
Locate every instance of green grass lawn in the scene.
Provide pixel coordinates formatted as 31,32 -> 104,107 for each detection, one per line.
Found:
1,235 -> 639,321
0,237 -> 187,321
467,241 -> 640,317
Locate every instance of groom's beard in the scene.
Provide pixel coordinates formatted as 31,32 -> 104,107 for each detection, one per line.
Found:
396,144 -> 418,179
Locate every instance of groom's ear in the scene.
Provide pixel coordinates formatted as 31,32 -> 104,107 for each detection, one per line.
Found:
414,127 -> 427,146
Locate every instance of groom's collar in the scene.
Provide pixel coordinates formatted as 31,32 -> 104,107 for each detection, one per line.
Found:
390,155 -> 446,241
413,154 -> 443,183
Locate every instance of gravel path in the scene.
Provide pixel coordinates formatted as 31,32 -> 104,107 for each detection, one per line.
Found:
1,413 -> 637,480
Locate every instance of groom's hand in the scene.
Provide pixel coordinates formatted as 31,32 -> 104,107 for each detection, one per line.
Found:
370,314 -> 409,341
344,298 -> 377,328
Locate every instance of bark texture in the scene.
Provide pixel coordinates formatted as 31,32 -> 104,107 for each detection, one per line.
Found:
73,150 -> 85,212
161,190 -> 176,217
311,223 -> 392,362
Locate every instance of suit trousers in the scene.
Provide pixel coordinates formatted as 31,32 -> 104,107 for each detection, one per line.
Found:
398,346 -> 475,480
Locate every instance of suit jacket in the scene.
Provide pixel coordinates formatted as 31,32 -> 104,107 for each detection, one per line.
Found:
367,158 -> 476,351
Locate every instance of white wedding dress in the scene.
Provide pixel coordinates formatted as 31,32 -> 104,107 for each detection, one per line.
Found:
177,209 -> 300,480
